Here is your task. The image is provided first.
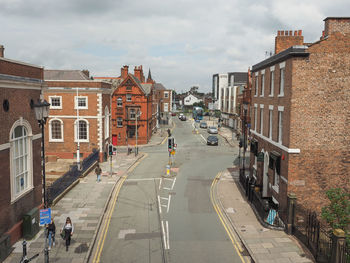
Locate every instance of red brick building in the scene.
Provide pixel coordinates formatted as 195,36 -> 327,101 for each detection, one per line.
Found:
43,70 -> 113,162
111,66 -> 156,146
249,17 -> 350,220
154,83 -> 172,125
0,46 -> 44,250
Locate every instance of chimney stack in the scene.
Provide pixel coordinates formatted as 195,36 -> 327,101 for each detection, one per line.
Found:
82,69 -> 90,79
134,65 -> 145,82
121,65 -> 129,79
0,45 -> 4,58
275,29 -> 304,54
323,17 -> 350,37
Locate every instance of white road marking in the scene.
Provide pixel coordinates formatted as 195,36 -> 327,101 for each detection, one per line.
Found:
200,134 -> 206,143
166,221 -> 170,249
171,178 -> 176,190
159,178 -> 162,190
161,221 -> 166,249
126,178 -> 162,181
118,229 -> 136,239
167,195 -> 171,213
158,195 -> 162,214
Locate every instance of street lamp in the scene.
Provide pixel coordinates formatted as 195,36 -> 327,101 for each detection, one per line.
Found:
33,99 -> 50,208
243,102 -> 248,190
135,110 -> 142,156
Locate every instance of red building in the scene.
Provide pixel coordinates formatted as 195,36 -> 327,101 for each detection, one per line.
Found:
111,66 -> 156,146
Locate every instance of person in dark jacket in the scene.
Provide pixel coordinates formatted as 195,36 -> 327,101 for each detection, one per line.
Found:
47,219 -> 56,250
95,164 -> 102,182
62,217 -> 74,251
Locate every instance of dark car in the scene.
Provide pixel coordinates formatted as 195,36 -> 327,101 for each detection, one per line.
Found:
200,122 -> 207,129
207,135 -> 218,146
180,115 -> 186,121
171,112 -> 176,116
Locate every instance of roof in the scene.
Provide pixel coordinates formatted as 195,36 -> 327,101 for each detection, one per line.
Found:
252,46 -> 309,72
141,83 -> 152,95
154,83 -> 166,90
94,77 -> 121,80
44,70 -> 90,80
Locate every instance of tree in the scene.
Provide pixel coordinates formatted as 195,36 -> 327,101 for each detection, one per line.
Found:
321,188 -> 350,243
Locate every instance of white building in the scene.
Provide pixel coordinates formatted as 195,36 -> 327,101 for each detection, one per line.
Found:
184,94 -> 202,106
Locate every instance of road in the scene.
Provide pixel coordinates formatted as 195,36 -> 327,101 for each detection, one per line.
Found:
91,116 -> 247,263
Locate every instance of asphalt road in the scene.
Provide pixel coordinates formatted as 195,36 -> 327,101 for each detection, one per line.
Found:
94,116 -> 244,263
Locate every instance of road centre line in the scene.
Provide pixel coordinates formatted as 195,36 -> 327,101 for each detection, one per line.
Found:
171,178 -> 176,190
126,178 -> 162,181
210,172 -> 246,263
167,195 -> 171,213
166,221 -> 170,249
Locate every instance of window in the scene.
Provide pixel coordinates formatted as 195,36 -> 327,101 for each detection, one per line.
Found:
254,105 -> 258,131
128,125 -> 135,138
278,110 -> 283,143
49,96 -> 62,109
49,119 -> 63,142
75,119 -> 89,142
260,73 -> 265,96
269,109 -> 273,139
117,118 -> 123,127
117,97 -> 123,107
11,124 -> 32,200
164,103 -> 169,112
129,108 -> 136,119
126,94 -> 132,102
164,92 -> 169,98
279,63 -> 285,96
255,75 -> 258,96
270,69 -> 274,96
260,107 -> 264,134
75,96 -> 88,109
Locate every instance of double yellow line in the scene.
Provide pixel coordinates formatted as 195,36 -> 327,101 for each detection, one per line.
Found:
210,172 -> 246,263
92,154 -> 148,263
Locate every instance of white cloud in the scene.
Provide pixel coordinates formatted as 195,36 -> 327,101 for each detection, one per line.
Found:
0,0 -> 349,92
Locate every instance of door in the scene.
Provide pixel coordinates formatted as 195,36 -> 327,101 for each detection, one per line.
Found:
262,151 -> 269,197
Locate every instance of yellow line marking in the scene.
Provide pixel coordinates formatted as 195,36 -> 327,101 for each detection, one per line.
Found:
210,172 -> 246,263
92,154 -> 148,263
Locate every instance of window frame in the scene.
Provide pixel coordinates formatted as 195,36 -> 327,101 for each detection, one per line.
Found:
268,106 -> 273,139
260,105 -> 264,135
126,94 -> 132,102
104,106 -> 109,139
49,118 -> 64,142
75,96 -> 88,109
254,104 -> 258,131
49,96 -> 62,109
260,70 -> 265,97
254,73 -> 258,96
164,92 -> 169,98
278,62 -> 285,97
74,119 -> 89,142
117,117 -> 123,127
269,66 -> 275,97
277,106 -> 284,144
117,97 -> 123,107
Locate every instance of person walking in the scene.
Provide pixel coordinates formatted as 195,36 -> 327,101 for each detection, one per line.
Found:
62,217 -> 74,251
47,219 -> 56,250
95,164 -> 102,182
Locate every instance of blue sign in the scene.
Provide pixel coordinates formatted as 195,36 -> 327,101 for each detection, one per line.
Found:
266,209 -> 277,225
40,208 -> 51,226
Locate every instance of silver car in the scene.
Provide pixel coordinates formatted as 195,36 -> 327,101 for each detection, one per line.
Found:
207,126 -> 218,134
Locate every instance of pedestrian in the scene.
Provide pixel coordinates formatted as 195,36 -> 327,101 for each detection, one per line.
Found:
62,217 -> 74,251
47,219 -> 56,250
167,128 -> 171,137
95,164 -> 102,182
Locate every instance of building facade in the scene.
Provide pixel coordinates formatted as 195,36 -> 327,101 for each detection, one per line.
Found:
111,66 -> 156,146
43,70 -> 113,162
154,83 -> 172,125
249,17 -> 350,220
0,46 -> 44,249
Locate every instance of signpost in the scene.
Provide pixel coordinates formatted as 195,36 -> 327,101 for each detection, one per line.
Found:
39,208 -> 51,226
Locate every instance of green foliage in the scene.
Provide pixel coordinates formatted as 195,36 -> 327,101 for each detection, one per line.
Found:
192,101 -> 206,110
321,188 -> 350,232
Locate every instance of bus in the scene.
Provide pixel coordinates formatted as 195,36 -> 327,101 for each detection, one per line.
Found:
192,106 -> 204,121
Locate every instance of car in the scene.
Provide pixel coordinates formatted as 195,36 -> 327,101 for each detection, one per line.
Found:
171,112 -> 176,116
207,135 -> 218,145
179,113 -> 184,119
199,122 -> 208,129
180,115 -> 187,121
207,126 -> 218,134
195,119 -> 200,123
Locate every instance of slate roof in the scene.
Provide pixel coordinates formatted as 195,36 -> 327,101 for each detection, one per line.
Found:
44,70 -> 90,80
154,83 -> 166,90
141,83 -> 152,95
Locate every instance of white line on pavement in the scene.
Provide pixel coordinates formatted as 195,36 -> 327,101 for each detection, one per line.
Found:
167,195 -> 171,213
161,221 -> 167,249
200,134 -> 206,143
159,178 -> 162,190
166,221 -> 170,249
158,195 -> 162,214
171,178 -> 176,190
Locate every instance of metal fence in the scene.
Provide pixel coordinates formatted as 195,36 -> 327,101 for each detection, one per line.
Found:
47,149 -> 99,206
340,243 -> 350,263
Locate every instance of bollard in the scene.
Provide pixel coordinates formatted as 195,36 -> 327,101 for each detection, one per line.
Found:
166,165 -> 171,176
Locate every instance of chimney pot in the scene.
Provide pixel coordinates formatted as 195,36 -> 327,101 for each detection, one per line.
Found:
0,45 -> 4,58
294,30 -> 297,36
289,30 -> 292,36
281,31 -> 284,36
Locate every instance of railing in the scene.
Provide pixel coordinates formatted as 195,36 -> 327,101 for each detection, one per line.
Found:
47,149 -> 99,206
340,243 -> 350,263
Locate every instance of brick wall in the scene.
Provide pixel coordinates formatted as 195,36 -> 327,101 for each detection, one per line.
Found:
0,59 -> 43,79
275,30 -> 303,54
324,17 -> 350,37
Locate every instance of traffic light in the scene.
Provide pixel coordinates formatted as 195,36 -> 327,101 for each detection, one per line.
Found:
168,138 -> 173,151
108,144 -> 113,156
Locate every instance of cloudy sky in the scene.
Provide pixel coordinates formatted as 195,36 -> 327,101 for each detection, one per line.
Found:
1,0 -> 349,93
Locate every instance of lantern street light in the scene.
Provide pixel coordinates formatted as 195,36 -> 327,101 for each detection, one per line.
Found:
33,99 -> 50,208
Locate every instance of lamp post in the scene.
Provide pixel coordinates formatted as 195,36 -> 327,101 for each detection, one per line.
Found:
242,102 -> 248,180
135,110 -> 142,156
33,99 -> 50,208
33,99 -> 50,263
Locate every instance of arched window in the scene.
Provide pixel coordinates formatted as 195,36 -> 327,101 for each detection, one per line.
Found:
75,119 -> 89,142
10,120 -> 33,201
105,106 -> 109,139
49,119 -> 63,142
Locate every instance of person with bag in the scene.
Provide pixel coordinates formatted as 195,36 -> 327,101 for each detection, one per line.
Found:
47,219 -> 56,250
95,164 -> 102,182
61,217 -> 74,251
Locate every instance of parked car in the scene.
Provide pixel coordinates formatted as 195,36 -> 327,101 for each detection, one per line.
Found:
200,122 -> 208,129
179,114 -> 186,121
171,112 -> 176,116
179,113 -> 184,119
207,126 -> 218,134
207,135 -> 218,146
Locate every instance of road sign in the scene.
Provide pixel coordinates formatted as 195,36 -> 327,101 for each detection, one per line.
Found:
39,208 -> 51,226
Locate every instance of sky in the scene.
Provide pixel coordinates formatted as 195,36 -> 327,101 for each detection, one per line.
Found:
1,0 -> 349,93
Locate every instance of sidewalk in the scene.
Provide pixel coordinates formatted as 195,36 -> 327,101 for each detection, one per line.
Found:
4,152 -> 143,263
